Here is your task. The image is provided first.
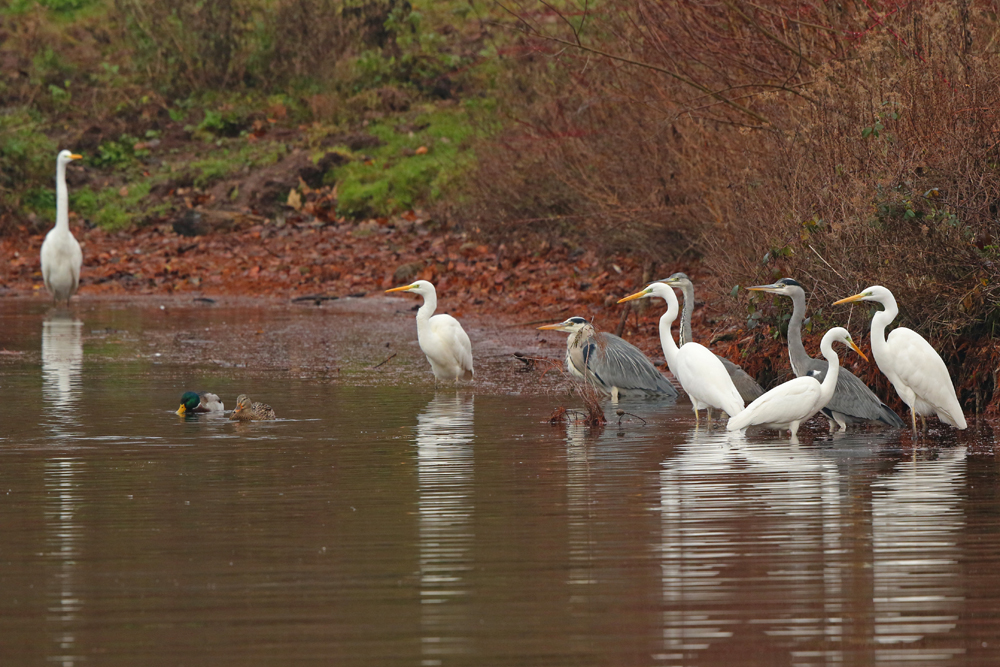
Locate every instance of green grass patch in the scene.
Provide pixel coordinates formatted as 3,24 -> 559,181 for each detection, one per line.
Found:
72,179 -> 155,230
332,103 -> 479,218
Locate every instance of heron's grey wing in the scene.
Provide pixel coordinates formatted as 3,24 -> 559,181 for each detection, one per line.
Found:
806,358 -> 905,427
717,355 -> 764,403
593,335 -> 678,397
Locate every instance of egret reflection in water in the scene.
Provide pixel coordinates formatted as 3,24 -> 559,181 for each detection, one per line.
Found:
41,312 -> 83,437
415,392 -> 475,665
658,430 -> 967,664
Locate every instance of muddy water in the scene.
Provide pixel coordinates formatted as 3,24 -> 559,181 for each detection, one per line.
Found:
1,298 -> 999,666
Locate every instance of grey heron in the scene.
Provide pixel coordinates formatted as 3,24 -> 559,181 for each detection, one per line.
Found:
619,283 -> 744,425
386,280 -> 474,383
537,317 -> 678,400
659,273 -> 764,403
750,278 -> 904,431
834,285 -> 966,432
728,327 -> 866,441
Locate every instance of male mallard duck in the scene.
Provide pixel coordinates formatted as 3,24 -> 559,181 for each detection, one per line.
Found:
229,394 -> 276,421
177,391 -> 225,415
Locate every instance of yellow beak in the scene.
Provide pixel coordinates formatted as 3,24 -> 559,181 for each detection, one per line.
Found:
385,284 -> 416,294
617,290 -> 648,304
70,153 -> 83,160
833,293 -> 866,306
747,283 -> 781,293
537,323 -> 563,330
176,404 -> 186,415
847,339 -> 868,362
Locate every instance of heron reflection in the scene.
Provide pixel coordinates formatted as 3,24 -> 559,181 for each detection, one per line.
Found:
41,313 -> 83,437
415,393 -> 475,665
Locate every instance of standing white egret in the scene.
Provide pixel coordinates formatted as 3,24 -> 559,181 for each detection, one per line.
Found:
40,150 -> 84,304
660,272 -> 765,403
727,327 -> 866,440
386,280 -> 474,384
833,285 -> 966,432
619,283 -> 744,425
537,316 -> 678,399
748,278 -> 903,430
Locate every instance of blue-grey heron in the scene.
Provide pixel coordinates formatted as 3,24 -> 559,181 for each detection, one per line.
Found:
750,278 -> 904,430
538,317 -> 678,400
834,285 -> 966,432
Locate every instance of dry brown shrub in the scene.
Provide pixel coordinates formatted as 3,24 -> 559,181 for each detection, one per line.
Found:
470,0 -> 1000,338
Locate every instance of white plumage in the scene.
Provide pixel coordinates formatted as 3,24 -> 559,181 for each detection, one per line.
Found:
40,150 -> 84,303
834,285 -> 966,431
727,327 -> 865,439
386,279 -> 474,383
620,282 -> 743,424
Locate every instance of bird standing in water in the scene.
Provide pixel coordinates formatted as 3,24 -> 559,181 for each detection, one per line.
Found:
834,285 -> 966,433
727,327 -> 866,441
40,150 -> 84,304
537,316 -> 678,400
385,280 -> 474,384
619,283 -> 744,425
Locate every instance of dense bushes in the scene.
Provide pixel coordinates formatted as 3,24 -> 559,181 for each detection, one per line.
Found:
468,1 -> 1000,340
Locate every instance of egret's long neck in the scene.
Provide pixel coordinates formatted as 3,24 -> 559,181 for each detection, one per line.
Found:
869,295 -> 898,364
817,338 -> 842,407
786,288 -> 810,375
55,160 -> 70,232
655,287 -> 680,372
679,282 -> 695,346
415,288 -> 437,326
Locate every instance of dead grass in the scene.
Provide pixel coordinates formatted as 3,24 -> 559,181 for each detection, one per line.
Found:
466,0 -> 1000,412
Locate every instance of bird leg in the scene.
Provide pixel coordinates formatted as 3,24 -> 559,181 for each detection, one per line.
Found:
611,386 -> 620,403
693,407 -> 700,427
921,415 -> 927,432
910,409 -> 918,437
706,407 -> 713,429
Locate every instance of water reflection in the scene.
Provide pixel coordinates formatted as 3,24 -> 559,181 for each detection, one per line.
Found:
415,393 -> 475,666
872,447 -> 966,663
41,313 -> 84,438
565,421 -> 597,589
657,432 -> 969,664
45,457 -> 83,667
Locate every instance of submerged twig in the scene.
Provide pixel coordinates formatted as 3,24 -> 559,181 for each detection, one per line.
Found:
371,352 -> 397,369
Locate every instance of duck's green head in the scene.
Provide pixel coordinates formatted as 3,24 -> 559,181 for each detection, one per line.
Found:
177,391 -> 201,415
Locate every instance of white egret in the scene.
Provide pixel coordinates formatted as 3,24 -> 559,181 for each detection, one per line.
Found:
660,272 -> 765,403
40,150 -> 84,304
748,278 -> 903,430
833,285 -> 966,432
619,283 -> 744,425
537,316 -> 678,399
727,327 -> 866,440
386,280 -> 474,383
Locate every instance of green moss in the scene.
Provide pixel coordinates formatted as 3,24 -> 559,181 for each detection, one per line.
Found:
71,179 -> 153,231
332,104 -> 478,218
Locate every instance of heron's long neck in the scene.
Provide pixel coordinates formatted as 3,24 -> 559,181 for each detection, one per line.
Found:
818,339 -> 841,406
415,289 -> 437,330
679,283 -> 695,346
55,161 -> 70,232
656,289 -> 680,372
869,295 -> 898,364
786,289 -> 810,376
